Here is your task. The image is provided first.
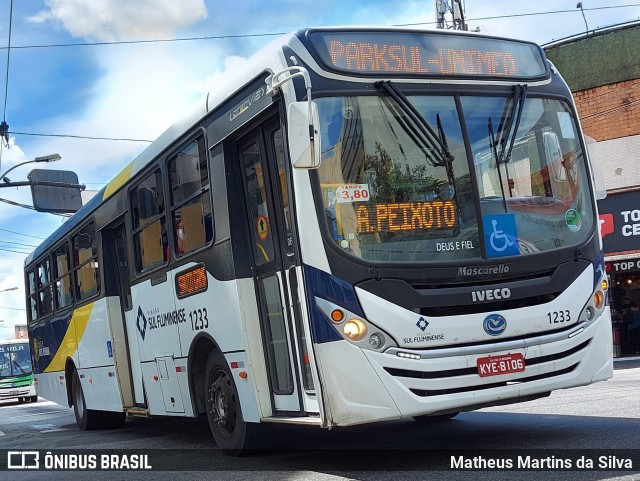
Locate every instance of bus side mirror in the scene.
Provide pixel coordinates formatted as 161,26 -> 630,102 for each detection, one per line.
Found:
288,101 -> 321,169
543,131 -> 565,181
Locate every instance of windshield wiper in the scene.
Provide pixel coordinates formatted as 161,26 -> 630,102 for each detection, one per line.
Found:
375,80 -> 455,167
487,84 -> 528,212
375,81 -> 460,233
11,358 -> 27,376
499,84 -> 528,166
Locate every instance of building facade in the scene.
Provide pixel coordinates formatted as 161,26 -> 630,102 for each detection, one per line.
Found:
546,22 -> 640,356
11,324 -> 27,340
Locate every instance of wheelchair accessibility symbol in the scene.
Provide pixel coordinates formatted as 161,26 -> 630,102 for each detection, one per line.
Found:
483,214 -> 520,258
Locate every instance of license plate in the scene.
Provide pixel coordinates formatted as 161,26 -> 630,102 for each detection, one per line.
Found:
477,353 -> 525,377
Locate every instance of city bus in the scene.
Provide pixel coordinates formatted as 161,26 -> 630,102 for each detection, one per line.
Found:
25,27 -> 612,453
0,339 -> 37,403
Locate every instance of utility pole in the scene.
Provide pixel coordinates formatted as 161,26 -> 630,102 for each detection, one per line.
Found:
436,0 -> 448,29
435,0 -> 468,31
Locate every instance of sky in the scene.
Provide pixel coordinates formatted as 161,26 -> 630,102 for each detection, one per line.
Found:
0,0 -> 639,338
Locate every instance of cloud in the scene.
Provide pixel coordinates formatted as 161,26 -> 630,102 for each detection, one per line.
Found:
21,39 -> 230,188
28,0 -> 208,41
0,137 -> 27,166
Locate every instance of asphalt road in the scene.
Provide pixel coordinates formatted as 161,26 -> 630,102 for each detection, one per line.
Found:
1,361 -> 639,481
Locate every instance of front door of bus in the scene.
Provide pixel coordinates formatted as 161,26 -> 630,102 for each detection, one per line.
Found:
237,118 -> 315,414
102,219 -> 142,408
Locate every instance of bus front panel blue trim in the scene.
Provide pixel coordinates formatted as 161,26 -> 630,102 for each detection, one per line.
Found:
303,264 -> 364,343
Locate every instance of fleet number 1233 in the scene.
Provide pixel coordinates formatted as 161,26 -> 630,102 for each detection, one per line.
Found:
547,310 -> 570,324
190,308 -> 209,331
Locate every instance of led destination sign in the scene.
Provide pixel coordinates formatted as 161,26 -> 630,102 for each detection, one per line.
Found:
355,200 -> 458,234
309,31 -> 547,78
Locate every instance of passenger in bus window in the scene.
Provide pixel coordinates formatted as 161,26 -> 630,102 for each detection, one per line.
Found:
163,232 -> 170,261
175,217 -> 185,255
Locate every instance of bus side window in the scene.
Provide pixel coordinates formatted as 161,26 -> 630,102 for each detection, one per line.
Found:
73,221 -> 101,301
53,242 -> 73,310
131,169 -> 168,272
169,136 -> 213,257
37,257 -> 54,317
27,268 -> 38,323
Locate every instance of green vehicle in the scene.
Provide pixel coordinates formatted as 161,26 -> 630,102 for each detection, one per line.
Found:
0,339 -> 37,403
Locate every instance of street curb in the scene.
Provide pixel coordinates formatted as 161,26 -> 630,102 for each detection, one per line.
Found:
613,356 -> 640,369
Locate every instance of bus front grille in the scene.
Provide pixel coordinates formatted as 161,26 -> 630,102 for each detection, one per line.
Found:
381,339 -> 591,397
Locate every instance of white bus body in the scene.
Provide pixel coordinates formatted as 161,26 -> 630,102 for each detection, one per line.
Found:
26,27 -> 612,452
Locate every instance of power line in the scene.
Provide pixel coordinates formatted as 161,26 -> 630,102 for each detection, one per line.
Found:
0,197 -> 37,211
0,0 -> 14,171
0,227 -> 45,240
1,32 -> 287,50
398,4 -> 640,27
2,254 -> 24,261
0,197 -> 67,216
0,306 -> 26,311
0,5 -> 637,150
0,240 -> 39,248
0,5 -> 637,51
0,246 -> 31,255
2,0 -> 13,121
9,131 -> 153,143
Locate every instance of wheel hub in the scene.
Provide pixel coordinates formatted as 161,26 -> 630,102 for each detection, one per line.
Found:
207,370 -> 236,434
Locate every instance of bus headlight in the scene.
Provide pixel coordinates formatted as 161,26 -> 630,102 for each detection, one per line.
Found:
369,333 -> 384,349
584,306 -> 595,321
344,319 -> 367,341
315,296 -> 396,351
578,270 -> 608,325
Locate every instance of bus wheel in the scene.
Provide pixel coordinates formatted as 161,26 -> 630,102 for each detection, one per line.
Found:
71,370 -> 103,430
102,411 -> 126,429
204,351 -> 251,455
413,412 -> 460,423
29,396 -> 38,403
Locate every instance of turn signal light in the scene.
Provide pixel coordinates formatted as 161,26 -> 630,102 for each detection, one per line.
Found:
331,309 -> 345,323
176,265 -> 208,298
594,290 -> 604,309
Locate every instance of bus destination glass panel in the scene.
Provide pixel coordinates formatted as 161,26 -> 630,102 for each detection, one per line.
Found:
308,31 -> 548,79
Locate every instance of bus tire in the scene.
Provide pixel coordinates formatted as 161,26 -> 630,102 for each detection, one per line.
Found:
29,396 -> 38,403
413,412 -> 460,423
71,370 -> 103,430
204,350 -> 257,455
102,411 -> 126,429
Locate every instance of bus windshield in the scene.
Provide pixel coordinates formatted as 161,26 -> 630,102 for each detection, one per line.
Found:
0,343 -> 33,379
315,93 -> 594,262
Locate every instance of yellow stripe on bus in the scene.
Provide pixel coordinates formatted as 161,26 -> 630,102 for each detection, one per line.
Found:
103,161 -> 135,200
44,303 -> 95,373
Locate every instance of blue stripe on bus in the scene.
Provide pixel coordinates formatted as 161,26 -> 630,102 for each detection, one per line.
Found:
303,264 -> 364,344
29,310 -> 74,374
593,252 -> 605,290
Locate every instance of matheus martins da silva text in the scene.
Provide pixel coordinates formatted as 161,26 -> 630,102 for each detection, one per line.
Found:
451,455 -> 633,469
